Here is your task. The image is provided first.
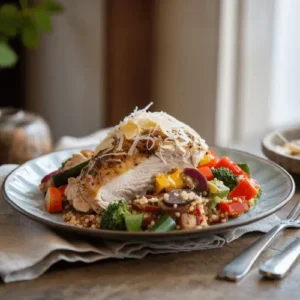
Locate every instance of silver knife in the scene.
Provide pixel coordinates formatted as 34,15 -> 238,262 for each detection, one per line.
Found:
259,238 -> 300,279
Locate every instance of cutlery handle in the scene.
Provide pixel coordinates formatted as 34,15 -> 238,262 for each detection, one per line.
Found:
218,224 -> 285,281
259,238 -> 300,279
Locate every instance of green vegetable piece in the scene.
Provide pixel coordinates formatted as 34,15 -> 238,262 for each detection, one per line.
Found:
237,163 -> 251,176
52,160 -> 89,187
150,214 -> 176,232
208,179 -> 230,199
254,187 -> 262,205
125,214 -> 144,232
208,196 -> 223,210
101,201 -> 129,230
61,157 -> 71,169
211,167 -> 237,190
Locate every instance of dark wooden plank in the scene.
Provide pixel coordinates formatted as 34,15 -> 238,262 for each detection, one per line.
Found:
105,0 -> 155,126
1,195 -> 299,299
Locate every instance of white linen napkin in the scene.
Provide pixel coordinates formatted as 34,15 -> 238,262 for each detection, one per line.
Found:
0,131 -> 280,283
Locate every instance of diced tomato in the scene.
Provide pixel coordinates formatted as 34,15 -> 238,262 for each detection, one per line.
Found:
229,178 -> 258,200
197,166 -> 214,180
45,186 -> 62,213
214,156 -> 249,178
219,200 -> 249,217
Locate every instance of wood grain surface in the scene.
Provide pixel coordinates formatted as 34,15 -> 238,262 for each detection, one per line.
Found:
1,138 -> 299,299
0,195 -> 299,300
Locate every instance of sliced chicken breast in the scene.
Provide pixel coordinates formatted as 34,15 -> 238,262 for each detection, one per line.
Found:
65,108 -> 208,213
66,152 -> 194,213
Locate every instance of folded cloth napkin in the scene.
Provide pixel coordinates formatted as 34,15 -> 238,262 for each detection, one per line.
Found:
0,131 -> 280,283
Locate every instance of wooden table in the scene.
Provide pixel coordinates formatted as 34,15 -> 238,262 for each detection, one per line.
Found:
1,142 -> 299,300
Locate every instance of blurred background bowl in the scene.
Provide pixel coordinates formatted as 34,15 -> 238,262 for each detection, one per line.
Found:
262,128 -> 300,176
0,107 -> 53,164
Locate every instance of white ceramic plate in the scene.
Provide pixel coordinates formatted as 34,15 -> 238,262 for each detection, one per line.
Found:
2,146 -> 295,241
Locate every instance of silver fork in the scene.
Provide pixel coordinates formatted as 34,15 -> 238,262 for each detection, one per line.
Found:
218,201 -> 300,281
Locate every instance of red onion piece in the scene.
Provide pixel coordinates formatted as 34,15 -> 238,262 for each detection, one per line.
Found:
183,168 -> 208,192
162,189 -> 193,207
41,169 -> 62,183
159,201 -> 187,217
196,215 -> 202,226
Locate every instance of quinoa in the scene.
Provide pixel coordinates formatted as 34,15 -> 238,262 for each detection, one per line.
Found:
63,207 -> 100,229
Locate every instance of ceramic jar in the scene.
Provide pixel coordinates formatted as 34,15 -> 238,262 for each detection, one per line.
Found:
0,108 -> 52,164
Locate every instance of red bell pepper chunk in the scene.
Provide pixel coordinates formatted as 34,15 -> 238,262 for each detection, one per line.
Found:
195,206 -> 204,223
229,178 -> 258,200
45,186 -> 63,213
201,150 -> 219,168
219,200 -> 249,216
214,156 -> 249,178
197,166 -> 214,180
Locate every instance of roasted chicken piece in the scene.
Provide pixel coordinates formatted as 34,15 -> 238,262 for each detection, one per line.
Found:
65,108 -> 208,213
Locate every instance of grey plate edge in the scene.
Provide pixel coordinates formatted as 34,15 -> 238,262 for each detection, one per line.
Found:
2,146 -> 296,241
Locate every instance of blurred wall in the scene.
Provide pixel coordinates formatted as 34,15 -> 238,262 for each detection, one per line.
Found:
234,0 -> 274,141
271,0 -> 300,128
25,0 -> 105,141
153,0 -> 220,145
23,0 -> 281,146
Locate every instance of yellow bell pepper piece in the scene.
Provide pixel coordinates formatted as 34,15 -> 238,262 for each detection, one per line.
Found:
199,154 -> 211,166
155,174 -> 171,193
208,181 -> 218,194
155,169 -> 184,193
167,169 -> 184,189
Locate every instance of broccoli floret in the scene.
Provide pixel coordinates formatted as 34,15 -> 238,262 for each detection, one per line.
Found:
211,167 -> 237,190
101,200 -> 129,230
254,187 -> 262,205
